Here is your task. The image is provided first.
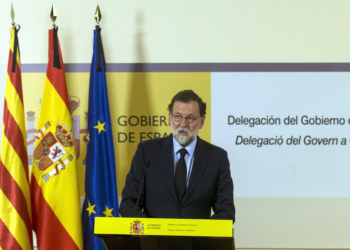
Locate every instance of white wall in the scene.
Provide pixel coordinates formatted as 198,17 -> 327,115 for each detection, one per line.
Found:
1,0 -> 350,64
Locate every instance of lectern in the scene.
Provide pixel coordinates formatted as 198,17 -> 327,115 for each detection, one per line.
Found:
95,217 -> 235,250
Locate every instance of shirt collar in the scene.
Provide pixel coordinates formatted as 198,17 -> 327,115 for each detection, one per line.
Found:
173,136 -> 197,157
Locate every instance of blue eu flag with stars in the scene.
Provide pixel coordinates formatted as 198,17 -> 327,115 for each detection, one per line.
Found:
82,26 -> 119,250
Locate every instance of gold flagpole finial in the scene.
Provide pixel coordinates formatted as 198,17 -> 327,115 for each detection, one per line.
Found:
51,4 -> 57,27
95,5 -> 102,26
11,3 -> 15,27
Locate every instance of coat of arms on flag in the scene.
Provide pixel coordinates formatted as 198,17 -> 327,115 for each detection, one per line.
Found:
34,121 -> 74,182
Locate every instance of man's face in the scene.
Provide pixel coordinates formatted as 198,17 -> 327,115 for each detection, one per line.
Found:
170,100 -> 205,147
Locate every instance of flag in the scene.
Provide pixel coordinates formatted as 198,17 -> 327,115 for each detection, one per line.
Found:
82,26 -> 119,250
0,26 -> 33,250
30,27 -> 83,250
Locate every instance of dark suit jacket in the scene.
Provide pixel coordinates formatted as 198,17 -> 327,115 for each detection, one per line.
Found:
119,134 -> 235,222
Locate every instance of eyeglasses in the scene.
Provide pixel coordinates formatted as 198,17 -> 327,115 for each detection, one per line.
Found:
171,114 -> 200,124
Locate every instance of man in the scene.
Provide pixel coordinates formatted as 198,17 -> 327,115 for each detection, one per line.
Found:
120,90 -> 235,221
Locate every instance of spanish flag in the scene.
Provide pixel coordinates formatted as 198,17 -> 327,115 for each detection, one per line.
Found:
31,27 -> 83,250
0,26 -> 32,250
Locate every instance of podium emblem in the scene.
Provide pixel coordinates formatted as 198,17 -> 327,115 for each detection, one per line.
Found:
132,220 -> 142,234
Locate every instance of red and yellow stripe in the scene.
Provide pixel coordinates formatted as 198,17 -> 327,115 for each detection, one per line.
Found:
30,29 -> 83,250
0,28 -> 32,250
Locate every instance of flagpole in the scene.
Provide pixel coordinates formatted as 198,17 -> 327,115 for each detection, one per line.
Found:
51,4 -> 57,27
10,3 -> 15,27
95,4 -> 101,26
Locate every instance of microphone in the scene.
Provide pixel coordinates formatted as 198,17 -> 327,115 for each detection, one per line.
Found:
134,160 -> 150,217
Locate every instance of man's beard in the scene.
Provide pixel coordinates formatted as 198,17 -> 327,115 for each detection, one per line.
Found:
171,119 -> 201,147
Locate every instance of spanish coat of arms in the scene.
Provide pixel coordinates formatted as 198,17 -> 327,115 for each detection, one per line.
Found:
132,220 -> 142,234
34,121 -> 74,182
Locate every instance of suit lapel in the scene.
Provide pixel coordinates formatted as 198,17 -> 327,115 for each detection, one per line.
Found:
181,137 -> 210,204
156,135 -> 178,203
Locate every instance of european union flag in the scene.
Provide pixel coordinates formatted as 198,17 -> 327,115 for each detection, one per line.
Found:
82,26 -> 119,250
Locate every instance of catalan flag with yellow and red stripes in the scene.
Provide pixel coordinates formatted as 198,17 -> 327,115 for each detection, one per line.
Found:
30,28 -> 83,250
0,27 -> 33,250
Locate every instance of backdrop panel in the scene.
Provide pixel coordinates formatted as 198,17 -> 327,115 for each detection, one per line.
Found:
211,72 -> 350,248
22,72 -> 211,195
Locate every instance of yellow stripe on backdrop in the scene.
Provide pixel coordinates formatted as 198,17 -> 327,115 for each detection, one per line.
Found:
0,190 -> 31,250
0,127 -> 31,214
23,72 -> 210,196
5,74 -> 27,146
